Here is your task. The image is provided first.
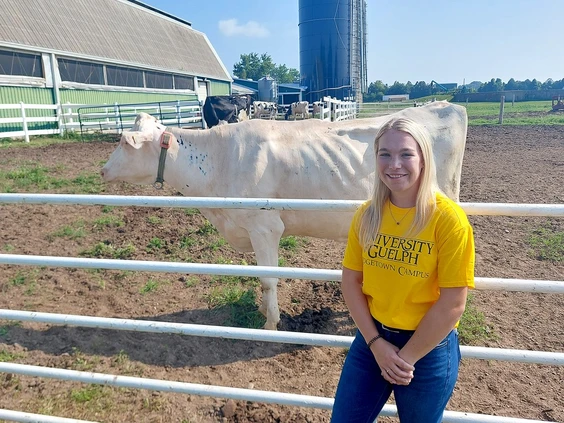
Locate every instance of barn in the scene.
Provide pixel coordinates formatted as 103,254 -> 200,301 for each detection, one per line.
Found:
0,0 -> 232,134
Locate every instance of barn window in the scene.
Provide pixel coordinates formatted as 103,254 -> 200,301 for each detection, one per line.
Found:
58,58 -> 104,84
0,49 -> 43,77
106,65 -> 144,88
174,75 -> 195,90
146,71 -> 173,89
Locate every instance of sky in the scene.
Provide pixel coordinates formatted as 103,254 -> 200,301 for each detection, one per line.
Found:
140,0 -> 564,87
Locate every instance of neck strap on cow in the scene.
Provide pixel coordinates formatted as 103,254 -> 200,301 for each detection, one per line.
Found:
154,129 -> 173,190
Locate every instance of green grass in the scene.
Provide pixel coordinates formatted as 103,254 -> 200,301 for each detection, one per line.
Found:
146,237 -> 164,252
454,100 -> 564,125
70,385 -> 109,403
0,349 -> 24,362
80,242 -> 136,259
49,221 -> 86,240
0,133 -> 119,149
527,226 -> 564,262
179,236 -> 196,249
147,215 -> 162,224
93,215 -> 124,229
140,279 -> 159,294
196,220 -> 217,235
458,293 -> 497,345
0,163 -> 103,193
205,286 -> 265,328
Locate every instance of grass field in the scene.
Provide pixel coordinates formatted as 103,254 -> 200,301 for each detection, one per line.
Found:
359,99 -> 564,125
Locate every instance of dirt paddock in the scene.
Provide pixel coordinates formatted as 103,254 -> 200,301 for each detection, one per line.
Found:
0,125 -> 563,422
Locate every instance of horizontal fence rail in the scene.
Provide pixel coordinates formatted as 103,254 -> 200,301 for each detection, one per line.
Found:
0,363 -> 551,423
1,193 -> 562,422
0,254 -> 562,295
0,409 -> 99,423
1,309 -> 562,365
1,194 -> 564,217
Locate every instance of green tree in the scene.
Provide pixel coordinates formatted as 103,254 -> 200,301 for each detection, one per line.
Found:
364,80 -> 388,101
505,78 -> 518,91
386,81 -> 408,95
410,81 -> 431,99
233,53 -> 298,83
271,64 -> 300,83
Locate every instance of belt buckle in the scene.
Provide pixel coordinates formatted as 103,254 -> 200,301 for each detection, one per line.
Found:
381,324 -> 400,333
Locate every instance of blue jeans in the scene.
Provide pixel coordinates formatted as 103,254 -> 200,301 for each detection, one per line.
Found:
331,321 -> 461,423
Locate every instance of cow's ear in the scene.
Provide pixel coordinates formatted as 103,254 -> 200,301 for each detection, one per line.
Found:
121,131 -> 153,149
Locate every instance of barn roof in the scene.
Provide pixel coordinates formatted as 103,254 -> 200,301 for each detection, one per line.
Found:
0,0 -> 231,81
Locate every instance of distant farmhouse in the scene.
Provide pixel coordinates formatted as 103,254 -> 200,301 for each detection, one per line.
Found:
382,94 -> 410,102
0,0 -> 231,124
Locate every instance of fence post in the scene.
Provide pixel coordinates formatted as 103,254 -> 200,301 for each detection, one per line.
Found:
176,100 -> 181,127
499,96 -> 505,125
20,102 -> 30,143
114,102 -> 120,133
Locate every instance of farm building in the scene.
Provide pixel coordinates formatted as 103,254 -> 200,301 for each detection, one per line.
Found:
382,94 -> 410,102
0,0 -> 232,134
232,77 -> 307,105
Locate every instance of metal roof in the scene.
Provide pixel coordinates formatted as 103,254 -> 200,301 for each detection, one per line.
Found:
0,0 -> 231,81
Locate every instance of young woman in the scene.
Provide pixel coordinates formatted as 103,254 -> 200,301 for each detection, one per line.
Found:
331,118 -> 475,423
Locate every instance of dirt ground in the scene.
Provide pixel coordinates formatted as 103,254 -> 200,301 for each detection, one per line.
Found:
0,125 -> 563,423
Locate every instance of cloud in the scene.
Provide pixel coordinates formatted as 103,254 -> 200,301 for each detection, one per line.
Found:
218,19 -> 270,38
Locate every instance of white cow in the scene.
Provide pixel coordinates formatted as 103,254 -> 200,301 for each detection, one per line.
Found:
312,101 -> 324,118
253,101 -> 277,120
101,102 -> 468,330
285,101 -> 309,120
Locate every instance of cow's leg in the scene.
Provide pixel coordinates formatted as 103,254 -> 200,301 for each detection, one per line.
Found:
247,217 -> 285,330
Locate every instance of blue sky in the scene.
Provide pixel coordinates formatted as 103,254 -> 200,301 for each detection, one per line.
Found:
141,0 -> 564,86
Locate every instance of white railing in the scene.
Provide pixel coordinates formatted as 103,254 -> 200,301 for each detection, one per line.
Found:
251,98 -> 357,122
0,100 -> 203,142
0,194 -> 562,423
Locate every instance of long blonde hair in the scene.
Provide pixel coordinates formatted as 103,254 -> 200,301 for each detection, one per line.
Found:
359,117 -> 440,249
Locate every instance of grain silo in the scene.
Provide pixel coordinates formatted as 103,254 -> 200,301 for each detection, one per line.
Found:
298,0 -> 367,102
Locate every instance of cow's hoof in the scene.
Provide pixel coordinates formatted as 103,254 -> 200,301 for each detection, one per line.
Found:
263,321 -> 278,331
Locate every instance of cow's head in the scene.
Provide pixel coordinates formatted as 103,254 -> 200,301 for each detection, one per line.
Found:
101,113 -> 175,185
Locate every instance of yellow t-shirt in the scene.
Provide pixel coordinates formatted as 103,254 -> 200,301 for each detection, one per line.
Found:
342,192 -> 475,330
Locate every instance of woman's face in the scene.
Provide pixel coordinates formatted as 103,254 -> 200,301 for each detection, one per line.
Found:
377,129 -> 424,206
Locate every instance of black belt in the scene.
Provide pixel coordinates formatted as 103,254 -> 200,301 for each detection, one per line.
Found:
376,321 -> 415,335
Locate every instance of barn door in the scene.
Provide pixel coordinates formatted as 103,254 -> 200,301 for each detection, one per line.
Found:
197,81 -> 208,104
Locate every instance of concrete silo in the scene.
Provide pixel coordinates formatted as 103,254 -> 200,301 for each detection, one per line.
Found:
299,0 -> 367,102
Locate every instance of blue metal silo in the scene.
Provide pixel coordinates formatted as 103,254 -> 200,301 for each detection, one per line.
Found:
299,0 -> 367,102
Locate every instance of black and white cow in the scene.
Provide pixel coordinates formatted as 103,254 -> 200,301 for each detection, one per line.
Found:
202,95 -> 252,128
284,101 -> 309,120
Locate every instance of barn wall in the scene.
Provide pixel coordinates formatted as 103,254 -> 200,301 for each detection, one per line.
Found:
0,86 -> 56,133
208,80 -> 230,96
59,90 -> 198,106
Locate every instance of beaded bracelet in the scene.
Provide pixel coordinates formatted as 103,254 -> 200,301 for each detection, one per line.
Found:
366,334 -> 383,349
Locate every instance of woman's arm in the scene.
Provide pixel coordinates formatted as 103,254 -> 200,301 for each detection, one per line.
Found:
398,286 -> 468,365
342,266 -> 414,384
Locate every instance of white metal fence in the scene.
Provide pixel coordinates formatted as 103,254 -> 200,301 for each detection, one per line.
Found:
0,100 -> 203,142
251,97 -> 357,121
0,193 -> 562,423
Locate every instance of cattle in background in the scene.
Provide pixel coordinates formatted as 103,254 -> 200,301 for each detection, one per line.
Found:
312,101 -> 324,118
253,101 -> 277,120
285,101 -> 309,120
101,102 -> 468,330
202,95 -> 252,128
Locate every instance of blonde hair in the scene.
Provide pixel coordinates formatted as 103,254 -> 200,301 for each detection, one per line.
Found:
358,117 -> 440,249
